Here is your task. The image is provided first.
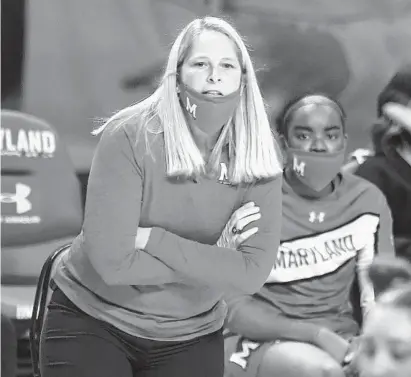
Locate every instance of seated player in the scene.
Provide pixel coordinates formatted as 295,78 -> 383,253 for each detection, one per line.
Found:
355,65 -> 411,260
222,93 -> 395,377
356,256 -> 411,377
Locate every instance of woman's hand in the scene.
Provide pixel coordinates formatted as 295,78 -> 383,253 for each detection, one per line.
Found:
217,202 -> 260,249
135,227 -> 152,250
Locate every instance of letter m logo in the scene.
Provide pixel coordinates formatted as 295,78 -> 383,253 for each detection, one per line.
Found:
186,97 -> 197,119
218,162 -> 228,183
293,156 -> 305,177
229,339 -> 260,369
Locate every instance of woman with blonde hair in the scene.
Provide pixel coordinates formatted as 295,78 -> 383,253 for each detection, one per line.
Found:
40,17 -> 283,377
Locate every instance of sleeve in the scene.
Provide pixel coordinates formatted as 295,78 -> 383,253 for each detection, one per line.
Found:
355,160 -> 386,193
144,175 -> 283,294
356,192 -> 395,318
83,125 -> 179,285
225,294 -> 321,343
376,194 -> 395,257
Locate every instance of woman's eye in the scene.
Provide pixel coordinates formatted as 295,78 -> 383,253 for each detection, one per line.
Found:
296,134 -> 310,140
222,63 -> 235,69
391,347 -> 411,362
327,133 -> 339,140
193,62 -> 206,67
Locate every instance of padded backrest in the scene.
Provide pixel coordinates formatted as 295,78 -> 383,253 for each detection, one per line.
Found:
1,111 -> 83,281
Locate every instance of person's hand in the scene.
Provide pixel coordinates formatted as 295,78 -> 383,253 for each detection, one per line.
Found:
315,327 -> 350,364
344,336 -> 361,365
343,336 -> 361,377
135,227 -> 152,250
383,102 -> 411,132
217,202 -> 260,249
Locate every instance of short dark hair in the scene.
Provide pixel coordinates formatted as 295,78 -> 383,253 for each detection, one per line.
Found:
275,92 -> 346,135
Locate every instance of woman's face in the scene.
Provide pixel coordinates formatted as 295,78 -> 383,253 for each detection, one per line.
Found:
357,305 -> 411,377
286,105 -> 345,153
180,30 -> 242,97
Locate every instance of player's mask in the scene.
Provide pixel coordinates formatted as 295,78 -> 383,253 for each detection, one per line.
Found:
178,83 -> 240,135
287,147 -> 346,192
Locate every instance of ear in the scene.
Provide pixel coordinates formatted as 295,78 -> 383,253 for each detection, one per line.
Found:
277,134 -> 289,164
343,133 -> 349,148
278,133 -> 288,150
176,70 -> 181,89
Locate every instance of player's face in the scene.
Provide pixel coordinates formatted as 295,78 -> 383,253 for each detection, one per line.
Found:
180,30 -> 242,97
286,105 -> 345,153
357,306 -> 411,377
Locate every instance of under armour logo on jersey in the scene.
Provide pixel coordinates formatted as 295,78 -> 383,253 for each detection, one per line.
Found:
0,183 -> 32,214
293,156 -> 306,176
309,211 -> 325,223
186,97 -> 197,119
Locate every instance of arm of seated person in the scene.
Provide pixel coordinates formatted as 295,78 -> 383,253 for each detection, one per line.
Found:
356,193 -> 395,317
225,294 -> 350,364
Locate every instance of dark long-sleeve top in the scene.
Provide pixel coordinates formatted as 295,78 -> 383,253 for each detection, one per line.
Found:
53,119 -> 282,341
225,173 -> 394,344
355,135 -> 411,259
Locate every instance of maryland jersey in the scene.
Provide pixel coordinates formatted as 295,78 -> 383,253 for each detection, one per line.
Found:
256,173 -> 394,336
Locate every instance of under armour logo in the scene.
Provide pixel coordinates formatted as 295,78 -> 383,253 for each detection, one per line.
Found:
309,211 -> 325,223
0,183 -> 32,214
186,97 -> 197,119
293,156 -> 305,176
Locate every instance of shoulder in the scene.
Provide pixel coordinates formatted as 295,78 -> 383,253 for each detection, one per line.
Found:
341,172 -> 389,211
355,154 -> 390,178
99,115 -> 165,163
248,173 -> 283,195
242,174 -> 283,210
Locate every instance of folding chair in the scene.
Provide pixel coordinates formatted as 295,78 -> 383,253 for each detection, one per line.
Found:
29,243 -> 71,377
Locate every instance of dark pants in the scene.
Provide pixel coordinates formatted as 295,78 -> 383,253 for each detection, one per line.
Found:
40,288 -> 224,377
1,314 -> 17,377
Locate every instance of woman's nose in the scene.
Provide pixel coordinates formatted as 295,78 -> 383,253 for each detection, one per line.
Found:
207,67 -> 222,83
310,137 -> 327,152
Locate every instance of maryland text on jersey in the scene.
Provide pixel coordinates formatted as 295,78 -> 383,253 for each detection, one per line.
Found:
266,213 -> 380,283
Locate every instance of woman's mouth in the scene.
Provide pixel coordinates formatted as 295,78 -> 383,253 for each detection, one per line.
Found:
202,90 -> 223,97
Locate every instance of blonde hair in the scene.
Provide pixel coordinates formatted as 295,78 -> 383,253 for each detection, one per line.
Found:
93,17 -> 282,184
